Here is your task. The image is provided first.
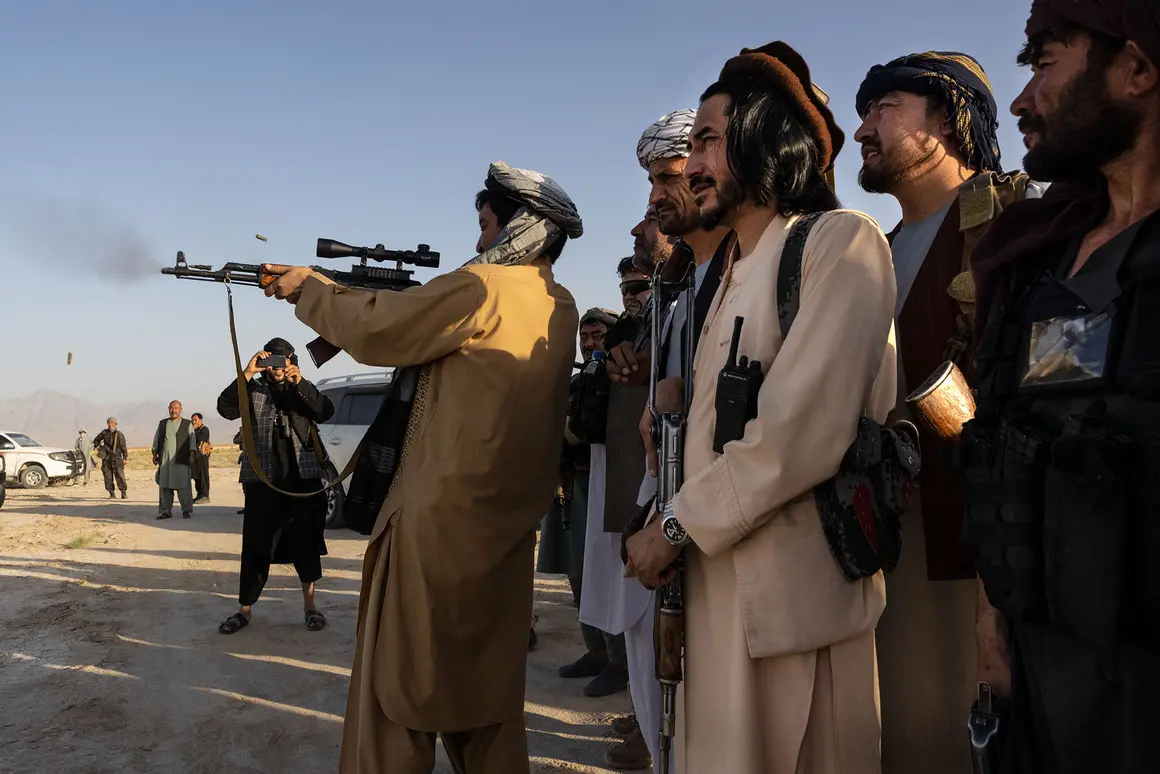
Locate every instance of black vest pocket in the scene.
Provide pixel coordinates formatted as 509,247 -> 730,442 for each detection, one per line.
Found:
1042,410 -> 1131,662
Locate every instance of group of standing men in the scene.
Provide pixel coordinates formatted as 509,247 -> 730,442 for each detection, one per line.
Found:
73,404 -> 213,515
255,1 -> 1160,771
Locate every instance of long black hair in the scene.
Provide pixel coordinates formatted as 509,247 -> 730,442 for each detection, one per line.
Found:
700,76 -> 840,216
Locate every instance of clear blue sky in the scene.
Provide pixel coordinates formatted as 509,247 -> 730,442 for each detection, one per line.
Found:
0,0 -> 1036,405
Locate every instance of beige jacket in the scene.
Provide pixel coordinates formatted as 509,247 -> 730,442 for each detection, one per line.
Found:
673,210 -> 898,659
295,260 -> 577,731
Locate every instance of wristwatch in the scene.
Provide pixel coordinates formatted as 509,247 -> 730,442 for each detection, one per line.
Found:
660,502 -> 691,548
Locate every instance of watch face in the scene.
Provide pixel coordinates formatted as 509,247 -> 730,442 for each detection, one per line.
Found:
663,517 -> 687,544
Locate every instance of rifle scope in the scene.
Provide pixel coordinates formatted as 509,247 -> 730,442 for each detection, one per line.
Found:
317,238 -> 440,268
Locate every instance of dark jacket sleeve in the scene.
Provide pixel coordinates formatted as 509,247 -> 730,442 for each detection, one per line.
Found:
196,426 -> 211,445
217,379 -> 243,421
118,432 -> 128,461
289,379 -> 334,423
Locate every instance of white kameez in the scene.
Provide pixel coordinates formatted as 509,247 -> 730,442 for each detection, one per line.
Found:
578,445 -> 653,637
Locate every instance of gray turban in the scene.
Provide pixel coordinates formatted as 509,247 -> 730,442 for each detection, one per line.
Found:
466,161 -> 584,268
636,110 -> 697,169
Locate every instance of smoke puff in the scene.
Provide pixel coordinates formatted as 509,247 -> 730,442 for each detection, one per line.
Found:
0,195 -> 160,282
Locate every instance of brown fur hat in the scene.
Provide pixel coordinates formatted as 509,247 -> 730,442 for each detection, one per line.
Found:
718,42 -> 845,173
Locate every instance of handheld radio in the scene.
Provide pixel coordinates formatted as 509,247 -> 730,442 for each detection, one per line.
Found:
712,316 -> 764,453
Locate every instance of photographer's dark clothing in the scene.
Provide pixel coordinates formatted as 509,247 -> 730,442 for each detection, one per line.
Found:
238,486 -> 325,605
965,198 -> 1160,774
91,429 -> 128,494
191,425 -> 211,499
218,375 -> 335,605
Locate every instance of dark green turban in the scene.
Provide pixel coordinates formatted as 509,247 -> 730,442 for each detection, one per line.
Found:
855,51 -> 1002,173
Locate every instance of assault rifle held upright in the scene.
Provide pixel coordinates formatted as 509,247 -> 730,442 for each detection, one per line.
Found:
649,258 -> 696,774
161,238 -> 440,366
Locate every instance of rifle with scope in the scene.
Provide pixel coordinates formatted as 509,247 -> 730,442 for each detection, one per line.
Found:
161,238 -> 441,366
162,238 -> 440,292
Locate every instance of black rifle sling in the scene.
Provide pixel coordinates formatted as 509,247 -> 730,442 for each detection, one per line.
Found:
225,281 -> 359,498
776,212 -> 825,336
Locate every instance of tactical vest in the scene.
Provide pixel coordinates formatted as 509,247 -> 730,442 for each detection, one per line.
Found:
944,170 -> 1032,361
963,211 -> 1160,656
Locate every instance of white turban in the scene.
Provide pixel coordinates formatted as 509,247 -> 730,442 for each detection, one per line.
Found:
636,109 -> 697,170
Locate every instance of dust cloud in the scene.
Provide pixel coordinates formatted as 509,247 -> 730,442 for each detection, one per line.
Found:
0,195 -> 160,282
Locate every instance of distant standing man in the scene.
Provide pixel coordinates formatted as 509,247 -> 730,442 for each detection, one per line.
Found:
190,412 -> 212,504
152,400 -> 196,520
92,418 -> 128,499
73,429 -> 91,486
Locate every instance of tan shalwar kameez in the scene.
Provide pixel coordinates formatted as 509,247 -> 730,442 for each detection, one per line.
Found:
294,260 -> 577,774
670,211 -> 898,774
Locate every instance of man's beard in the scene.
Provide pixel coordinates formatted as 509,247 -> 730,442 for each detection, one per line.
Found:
656,200 -> 701,237
858,148 -> 905,194
634,237 -> 675,276
1022,63 -> 1143,182
691,174 -> 745,230
858,140 -> 940,195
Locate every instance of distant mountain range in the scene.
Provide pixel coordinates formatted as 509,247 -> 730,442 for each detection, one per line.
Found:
0,388 -> 240,449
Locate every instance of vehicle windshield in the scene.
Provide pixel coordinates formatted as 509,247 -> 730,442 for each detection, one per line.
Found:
8,433 -> 43,447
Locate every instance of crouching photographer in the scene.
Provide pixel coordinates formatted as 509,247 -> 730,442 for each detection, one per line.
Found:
215,337 -> 335,636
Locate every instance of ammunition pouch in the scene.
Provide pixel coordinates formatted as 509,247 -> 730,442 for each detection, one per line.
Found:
1042,406 -> 1132,659
777,213 -> 921,580
961,415 -> 1051,621
815,417 -> 921,581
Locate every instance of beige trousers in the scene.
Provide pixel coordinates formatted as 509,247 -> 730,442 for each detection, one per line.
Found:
877,494 -> 977,774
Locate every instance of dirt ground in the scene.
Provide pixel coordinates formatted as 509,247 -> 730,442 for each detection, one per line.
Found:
0,467 -> 637,773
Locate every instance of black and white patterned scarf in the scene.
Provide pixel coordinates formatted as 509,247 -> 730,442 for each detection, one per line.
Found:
464,161 -> 583,268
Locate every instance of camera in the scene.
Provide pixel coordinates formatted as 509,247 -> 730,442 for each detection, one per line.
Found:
257,354 -> 288,369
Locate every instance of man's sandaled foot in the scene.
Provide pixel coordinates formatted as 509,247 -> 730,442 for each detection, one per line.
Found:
218,612 -> 250,634
156,512 -> 172,520
305,609 -> 326,631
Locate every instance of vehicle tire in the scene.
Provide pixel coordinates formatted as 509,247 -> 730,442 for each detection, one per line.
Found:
323,464 -> 346,530
19,464 -> 47,489
0,484 -> 6,509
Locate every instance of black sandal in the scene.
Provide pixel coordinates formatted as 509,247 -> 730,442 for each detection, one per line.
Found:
218,612 -> 250,634
305,609 -> 326,631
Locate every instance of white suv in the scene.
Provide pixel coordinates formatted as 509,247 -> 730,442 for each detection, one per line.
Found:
0,431 -> 79,489
315,371 -> 393,528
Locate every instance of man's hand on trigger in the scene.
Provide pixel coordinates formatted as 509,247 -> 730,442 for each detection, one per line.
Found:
262,264 -> 316,304
607,342 -> 650,386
